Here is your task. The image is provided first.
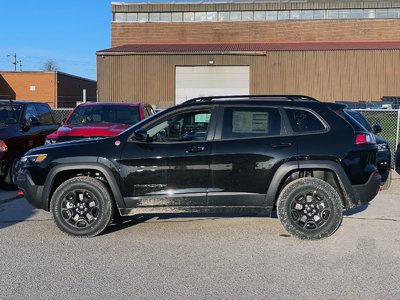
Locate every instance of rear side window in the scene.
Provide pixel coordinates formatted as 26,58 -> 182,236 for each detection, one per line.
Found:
35,104 -> 54,125
285,109 -> 325,133
222,107 -> 281,139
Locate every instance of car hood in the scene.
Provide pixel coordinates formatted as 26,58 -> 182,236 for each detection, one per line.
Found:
48,122 -> 131,138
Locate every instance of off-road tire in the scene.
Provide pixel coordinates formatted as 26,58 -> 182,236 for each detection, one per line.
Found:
277,177 -> 343,240
50,176 -> 114,237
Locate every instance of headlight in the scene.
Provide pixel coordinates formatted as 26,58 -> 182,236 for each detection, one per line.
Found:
44,138 -> 57,145
0,140 -> 7,152
377,143 -> 389,151
20,154 -> 47,164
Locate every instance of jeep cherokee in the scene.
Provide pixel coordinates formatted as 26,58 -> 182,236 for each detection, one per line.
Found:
16,95 -> 381,239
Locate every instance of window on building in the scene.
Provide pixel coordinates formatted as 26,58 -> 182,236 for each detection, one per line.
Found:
160,13 -> 172,22
171,12 -> 183,22
126,13 -> 138,22
254,11 -> 266,21
138,13 -> 149,22
149,13 -> 161,22
277,10 -> 290,20
218,12 -> 230,21
302,10 -> 314,20
313,10 -> 325,19
207,12 -> 217,21
195,12 -> 207,22
266,11 -> 278,21
230,11 -> 242,21
183,12 -> 195,22
242,11 -> 254,21
114,13 -> 127,22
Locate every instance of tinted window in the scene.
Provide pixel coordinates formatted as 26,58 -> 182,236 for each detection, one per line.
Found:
222,107 -> 281,139
345,110 -> 372,132
67,105 -> 140,125
0,104 -> 22,124
24,104 -> 39,121
35,104 -> 54,125
147,110 -> 211,142
286,109 -> 325,133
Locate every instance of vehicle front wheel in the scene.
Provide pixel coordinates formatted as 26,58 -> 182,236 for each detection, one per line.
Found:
50,176 -> 114,237
277,177 -> 343,240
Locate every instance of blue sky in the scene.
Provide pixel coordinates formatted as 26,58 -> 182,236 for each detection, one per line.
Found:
0,0 -> 113,80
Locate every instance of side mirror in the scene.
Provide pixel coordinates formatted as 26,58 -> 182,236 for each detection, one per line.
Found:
373,124 -> 382,134
133,128 -> 151,142
29,116 -> 41,127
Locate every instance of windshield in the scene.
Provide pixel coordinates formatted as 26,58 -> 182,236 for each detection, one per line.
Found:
66,105 -> 140,125
0,104 -> 22,125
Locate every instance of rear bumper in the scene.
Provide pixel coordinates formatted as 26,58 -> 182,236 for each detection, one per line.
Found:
16,169 -> 46,210
351,171 -> 381,206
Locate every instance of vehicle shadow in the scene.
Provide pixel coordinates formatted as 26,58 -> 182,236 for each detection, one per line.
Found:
0,191 -> 35,230
103,212 -> 271,236
343,203 -> 369,216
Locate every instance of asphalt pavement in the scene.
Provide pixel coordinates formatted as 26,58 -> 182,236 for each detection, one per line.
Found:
0,177 -> 399,299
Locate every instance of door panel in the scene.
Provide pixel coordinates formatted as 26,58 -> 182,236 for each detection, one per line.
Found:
208,106 -> 298,207
120,108 -> 214,208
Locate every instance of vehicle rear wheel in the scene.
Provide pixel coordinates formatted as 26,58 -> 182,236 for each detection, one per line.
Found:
50,176 -> 114,237
277,177 -> 343,240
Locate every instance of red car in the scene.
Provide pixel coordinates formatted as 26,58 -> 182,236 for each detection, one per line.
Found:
45,102 -> 154,144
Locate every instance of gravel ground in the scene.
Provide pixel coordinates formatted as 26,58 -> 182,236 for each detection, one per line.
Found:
0,176 -> 399,300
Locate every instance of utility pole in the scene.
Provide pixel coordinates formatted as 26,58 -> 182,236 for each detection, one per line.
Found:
7,53 -> 22,71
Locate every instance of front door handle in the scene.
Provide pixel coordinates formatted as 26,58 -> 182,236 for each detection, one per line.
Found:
271,143 -> 292,149
185,146 -> 205,153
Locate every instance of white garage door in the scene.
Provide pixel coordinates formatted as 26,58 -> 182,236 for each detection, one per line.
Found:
175,66 -> 250,104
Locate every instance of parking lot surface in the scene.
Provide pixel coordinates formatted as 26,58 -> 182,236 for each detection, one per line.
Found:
0,179 -> 399,299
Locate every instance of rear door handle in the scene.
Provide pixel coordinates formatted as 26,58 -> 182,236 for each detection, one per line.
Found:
185,146 -> 205,153
271,143 -> 292,149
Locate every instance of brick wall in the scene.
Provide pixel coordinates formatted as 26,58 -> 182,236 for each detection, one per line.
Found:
112,19 -> 400,46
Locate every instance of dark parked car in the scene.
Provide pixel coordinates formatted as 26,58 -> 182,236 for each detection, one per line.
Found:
16,95 -> 381,239
45,102 -> 155,144
345,109 -> 391,189
0,100 -> 59,189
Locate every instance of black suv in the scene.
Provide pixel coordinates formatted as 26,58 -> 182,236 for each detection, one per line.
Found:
0,100 -> 59,189
16,95 -> 381,239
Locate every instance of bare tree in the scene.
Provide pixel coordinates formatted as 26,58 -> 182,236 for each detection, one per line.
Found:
42,59 -> 60,71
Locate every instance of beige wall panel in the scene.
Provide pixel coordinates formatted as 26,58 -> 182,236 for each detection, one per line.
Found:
98,50 -> 400,109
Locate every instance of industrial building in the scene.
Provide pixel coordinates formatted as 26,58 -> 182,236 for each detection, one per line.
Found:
0,71 -> 97,108
97,0 -> 400,108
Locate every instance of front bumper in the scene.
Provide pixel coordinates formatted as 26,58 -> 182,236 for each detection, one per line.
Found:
16,169 -> 46,210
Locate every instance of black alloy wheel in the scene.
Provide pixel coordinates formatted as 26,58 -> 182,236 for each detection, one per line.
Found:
277,177 -> 343,240
50,176 -> 114,237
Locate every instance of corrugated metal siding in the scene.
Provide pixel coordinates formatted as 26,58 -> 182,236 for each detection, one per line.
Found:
112,1 -> 400,13
97,50 -> 400,108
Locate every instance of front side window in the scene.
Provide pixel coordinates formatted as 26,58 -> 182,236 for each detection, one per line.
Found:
35,104 -> 53,125
222,107 -> 281,139
286,109 -> 325,133
147,110 -> 211,142
0,104 -> 22,124
24,104 -> 39,121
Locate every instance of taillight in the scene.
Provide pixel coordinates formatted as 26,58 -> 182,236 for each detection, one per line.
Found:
355,133 -> 376,145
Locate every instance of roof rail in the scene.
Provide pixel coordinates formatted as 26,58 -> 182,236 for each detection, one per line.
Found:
184,94 -> 319,103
